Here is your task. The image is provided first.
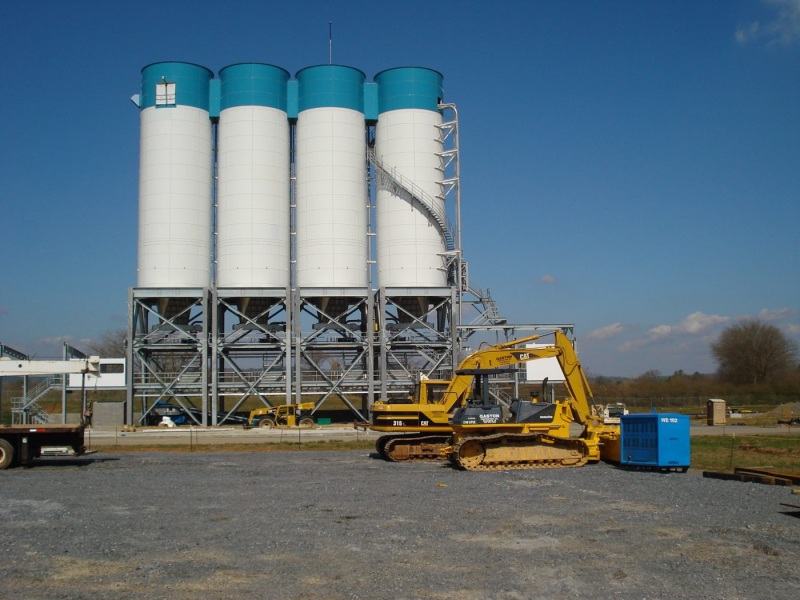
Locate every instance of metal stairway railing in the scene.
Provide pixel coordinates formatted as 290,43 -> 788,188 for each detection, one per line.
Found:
490,386 -> 514,410
367,147 -> 455,252
10,375 -> 61,424
465,284 -> 505,327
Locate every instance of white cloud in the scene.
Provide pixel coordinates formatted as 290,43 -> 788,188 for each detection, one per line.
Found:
620,308 -> 796,353
619,338 -> 647,352
618,311 -> 729,353
769,0 -> 800,43
681,311 -> 730,334
647,311 -> 730,339
596,308 -> 799,374
755,307 -> 795,321
736,21 -> 761,44
586,323 -> 624,340
647,324 -> 674,339
540,274 -> 557,285
737,0 -> 800,45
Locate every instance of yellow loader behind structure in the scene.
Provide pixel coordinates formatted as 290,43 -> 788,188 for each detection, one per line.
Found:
248,402 -> 317,428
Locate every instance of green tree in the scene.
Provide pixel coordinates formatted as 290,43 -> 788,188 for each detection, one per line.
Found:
711,320 -> 798,385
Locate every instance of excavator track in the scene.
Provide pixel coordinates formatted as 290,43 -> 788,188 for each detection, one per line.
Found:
377,434 -> 452,462
449,432 -> 590,471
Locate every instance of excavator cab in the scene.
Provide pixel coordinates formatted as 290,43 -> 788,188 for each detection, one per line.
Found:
449,369 -> 505,426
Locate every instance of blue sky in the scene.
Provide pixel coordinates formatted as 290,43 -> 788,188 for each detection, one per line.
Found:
1,0 -> 798,377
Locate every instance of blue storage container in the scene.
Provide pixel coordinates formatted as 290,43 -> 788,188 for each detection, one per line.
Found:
620,413 -> 690,472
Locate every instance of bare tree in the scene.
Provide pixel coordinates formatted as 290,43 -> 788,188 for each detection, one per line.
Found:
85,329 -> 127,358
711,320 -> 799,385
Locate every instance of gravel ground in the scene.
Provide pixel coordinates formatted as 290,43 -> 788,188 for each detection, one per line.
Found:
0,451 -> 798,599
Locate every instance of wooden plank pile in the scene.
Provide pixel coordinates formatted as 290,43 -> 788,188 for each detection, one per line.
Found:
702,467 -> 800,486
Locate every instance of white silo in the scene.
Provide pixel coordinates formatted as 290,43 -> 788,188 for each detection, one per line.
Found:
217,64 -> 291,290
295,65 -> 368,294
374,68 -> 447,292
137,62 -> 214,288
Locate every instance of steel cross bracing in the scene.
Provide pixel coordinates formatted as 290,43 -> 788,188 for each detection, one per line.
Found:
383,295 -> 453,376
126,289 -> 211,426
376,287 -> 456,402
383,294 -> 453,346
294,296 -> 372,418
211,290 -> 291,422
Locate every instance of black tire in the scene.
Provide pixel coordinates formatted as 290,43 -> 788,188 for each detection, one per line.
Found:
259,418 -> 276,428
0,439 -> 15,470
299,417 -> 316,429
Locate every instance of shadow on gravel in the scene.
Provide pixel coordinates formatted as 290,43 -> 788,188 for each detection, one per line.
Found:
779,509 -> 800,519
25,457 -> 121,469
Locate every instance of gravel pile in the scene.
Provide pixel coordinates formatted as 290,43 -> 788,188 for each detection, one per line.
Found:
1,450 -> 798,599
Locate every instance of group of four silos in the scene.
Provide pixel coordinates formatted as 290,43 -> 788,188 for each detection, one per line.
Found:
136,62 -> 450,319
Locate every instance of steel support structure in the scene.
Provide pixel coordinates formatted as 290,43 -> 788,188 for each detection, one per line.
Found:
61,343 -> 89,424
376,286 -> 457,403
211,287 -> 291,424
292,290 -> 374,421
126,288 -> 211,426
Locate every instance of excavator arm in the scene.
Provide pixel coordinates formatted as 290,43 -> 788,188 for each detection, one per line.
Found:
548,330 -> 598,424
444,330 -> 596,416
439,333 -> 559,409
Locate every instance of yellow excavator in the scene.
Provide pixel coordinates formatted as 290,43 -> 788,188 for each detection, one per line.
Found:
441,330 -> 620,471
369,331 -> 600,461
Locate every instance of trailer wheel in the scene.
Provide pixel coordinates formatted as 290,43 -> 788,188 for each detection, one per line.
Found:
0,439 -> 15,470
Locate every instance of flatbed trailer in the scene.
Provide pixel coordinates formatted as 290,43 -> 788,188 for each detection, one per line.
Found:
0,424 -> 86,469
